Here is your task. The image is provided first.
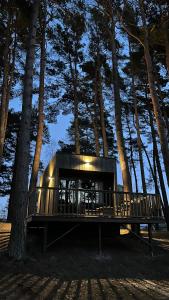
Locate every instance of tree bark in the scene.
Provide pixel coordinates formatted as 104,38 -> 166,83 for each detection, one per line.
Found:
3,30 -> 17,134
8,0 -> 40,260
110,14 -> 132,193
133,99 -> 147,194
29,1 -> 46,192
164,32 -> 169,76
125,110 -> 138,193
0,16 -> 11,167
153,68 -> 169,141
139,0 -> 169,186
74,94 -> 80,155
121,0 -> 169,187
97,62 -> 108,158
140,136 -> 159,193
162,19 -> 169,75
84,101 -> 100,156
128,40 -> 147,193
98,90 -> 108,157
93,121 -> 100,156
93,75 -> 101,156
69,57 -> 80,154
7,132 -> 20,222
148,108 -> 169,230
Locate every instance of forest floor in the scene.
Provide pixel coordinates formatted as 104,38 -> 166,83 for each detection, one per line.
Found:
0,230 -> 169,300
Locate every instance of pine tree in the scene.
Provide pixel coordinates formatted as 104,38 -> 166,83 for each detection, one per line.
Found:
29,0 -> 46,192
121,0 -> 169,186
49,1 -> 86,154
9,0 -> 40,259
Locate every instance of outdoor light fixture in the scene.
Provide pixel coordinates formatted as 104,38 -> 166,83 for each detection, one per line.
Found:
48,176 -> 54,180
84,157 -> 92,167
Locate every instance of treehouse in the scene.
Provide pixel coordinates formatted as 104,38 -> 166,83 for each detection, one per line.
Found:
27,153 -> 164,253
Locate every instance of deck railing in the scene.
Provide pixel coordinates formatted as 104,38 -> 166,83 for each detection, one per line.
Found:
28,187 -> 163,219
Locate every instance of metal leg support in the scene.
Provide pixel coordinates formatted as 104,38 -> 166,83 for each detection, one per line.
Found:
43,225 -> 48,253
148,223 -> 153,256
98,223 -> 102,256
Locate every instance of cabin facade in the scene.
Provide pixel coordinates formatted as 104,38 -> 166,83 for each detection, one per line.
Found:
29,153 -> 117,216
28,153 -> 163,222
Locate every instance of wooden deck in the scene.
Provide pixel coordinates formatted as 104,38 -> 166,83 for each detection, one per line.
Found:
27,187 -> 165,254
27,187 -> 165,225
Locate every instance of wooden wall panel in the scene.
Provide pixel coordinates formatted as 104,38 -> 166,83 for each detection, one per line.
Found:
38,154 -> 116,189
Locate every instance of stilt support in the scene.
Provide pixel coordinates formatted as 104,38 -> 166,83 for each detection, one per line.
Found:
98,223 -> 102,256
131,224 -> 140,235
43,225 -> 48,253
148,223 -> 153,256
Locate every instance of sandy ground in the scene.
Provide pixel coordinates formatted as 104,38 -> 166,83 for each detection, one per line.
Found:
0,231 -> 169,300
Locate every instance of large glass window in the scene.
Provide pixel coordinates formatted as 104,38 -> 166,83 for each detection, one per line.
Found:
59,178 -> 103,205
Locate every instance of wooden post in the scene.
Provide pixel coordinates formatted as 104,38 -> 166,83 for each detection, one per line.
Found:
148,223 -> 153,256
43,225 -> 47,253
75,180 -> 79,215
54,171 -> 59,214
131,224 -> 140,235
98,223 -> 102,256
113,165 -> 117,216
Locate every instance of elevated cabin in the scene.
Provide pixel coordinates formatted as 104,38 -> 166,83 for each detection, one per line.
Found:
28,153 -> 163,222
29,153 -> 116,216
27,153 -> 164,253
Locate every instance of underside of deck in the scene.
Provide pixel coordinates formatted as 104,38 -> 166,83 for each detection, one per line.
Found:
27,214 -> 165,225
27,214 -> 165,255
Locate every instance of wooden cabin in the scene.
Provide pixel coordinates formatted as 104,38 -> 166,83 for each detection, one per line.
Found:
28,153 -> 163,221
29,153 -> 117,216
27,153 -> 164,253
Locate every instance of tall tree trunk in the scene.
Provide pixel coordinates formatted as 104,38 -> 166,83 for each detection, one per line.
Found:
0,16 -> 11,167
93,76 -> 101,156
162,19 -> 169,75
141,138 -> 159,193
153,147 -> 158,194
110,14 -> 132,193
139,0 -> 169,186
97,62 -> 108,157
93,122 -> 100,157
29,1 -> 46,192
74,94 -> 80,155
148,108 -> 169,230
133,100 -> 147,194
129,40 -> 147,193
98,78 -> 108,157
7,132 -> 20,222
164,32 -> 169,76
69,57 -> 80,154
93,101 -> 100,157
85,101 -> 100,156
154,68 -> 169,141
8,0 -> 40,260
4,30 -> 17,133
125,110 -> 138,193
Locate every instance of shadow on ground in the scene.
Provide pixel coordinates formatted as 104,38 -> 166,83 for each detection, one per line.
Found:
0,234 -> 169,299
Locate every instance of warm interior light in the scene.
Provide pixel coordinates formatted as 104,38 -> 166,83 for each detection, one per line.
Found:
85,162 -> 90,167
48,176 -> 54,180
